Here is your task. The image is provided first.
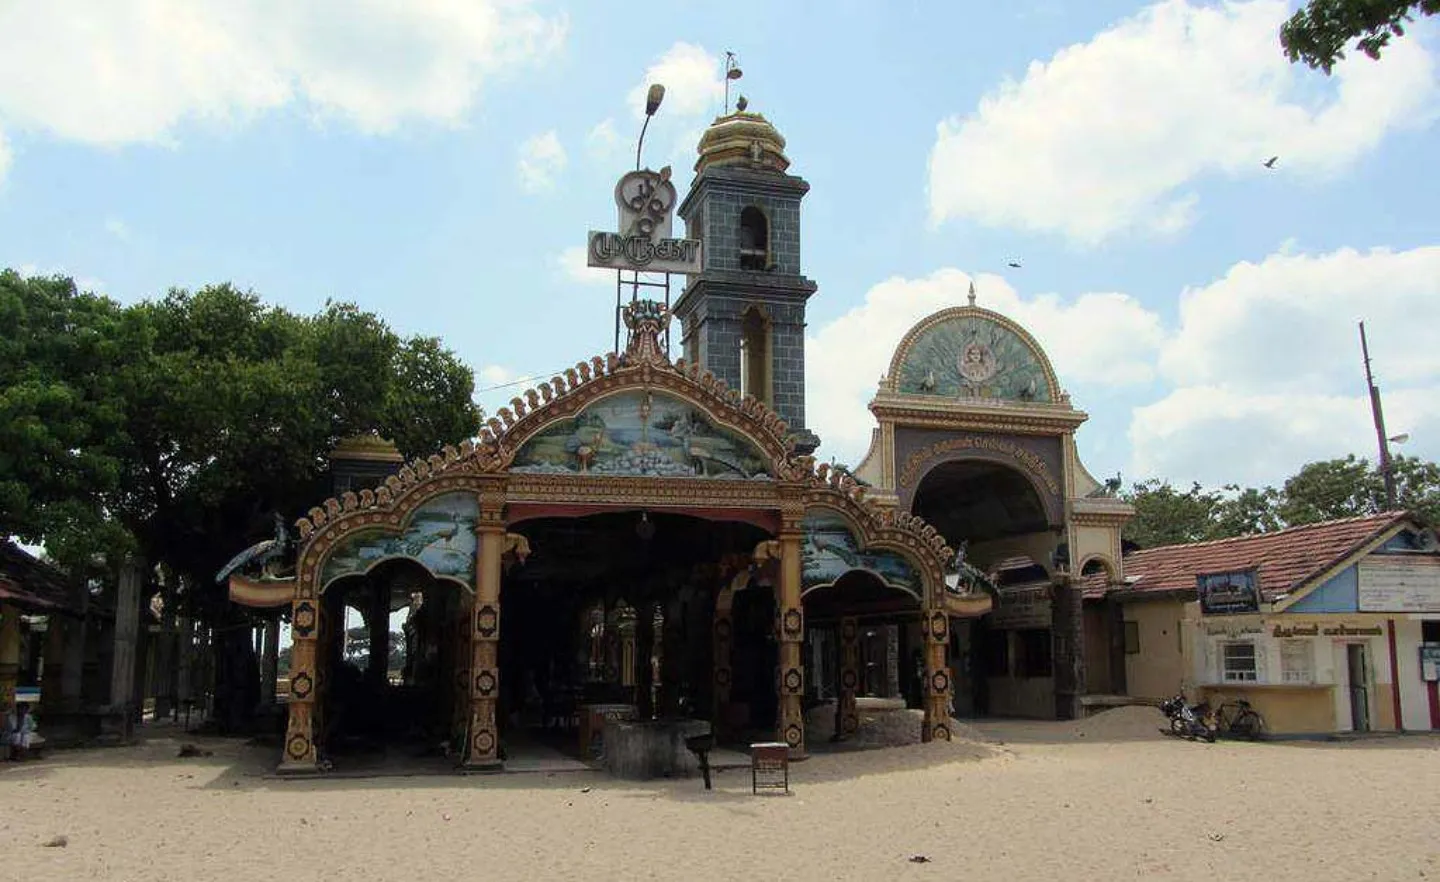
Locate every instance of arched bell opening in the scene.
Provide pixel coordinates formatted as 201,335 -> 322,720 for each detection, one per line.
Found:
316,557 -> 468,765
802,569 -> 924,745
501,509 -> 772,759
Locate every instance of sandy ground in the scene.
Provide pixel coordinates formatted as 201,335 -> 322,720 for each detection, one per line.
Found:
5,709 -> 1440,882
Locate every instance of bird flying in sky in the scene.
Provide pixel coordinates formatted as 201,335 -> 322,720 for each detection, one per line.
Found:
1263,156 -> 1278,169
1007,261 -> 1022,268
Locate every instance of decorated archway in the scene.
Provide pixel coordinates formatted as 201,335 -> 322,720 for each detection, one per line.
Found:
243,305 -> 983,773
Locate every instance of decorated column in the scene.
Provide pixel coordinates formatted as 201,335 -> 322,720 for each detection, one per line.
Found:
836,616 -> 859,740
466,486 -> 505,769
922,605 -> 952,742
776,529 -> 806,758
279,591 -> 320,772
712,590 -> 735,738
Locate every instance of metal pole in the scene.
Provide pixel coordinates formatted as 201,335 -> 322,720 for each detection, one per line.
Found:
635,116 -> 651,171
1359,322 -> 1398,510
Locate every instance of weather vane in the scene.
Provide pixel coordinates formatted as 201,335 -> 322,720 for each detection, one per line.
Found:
723,51 -> 743,114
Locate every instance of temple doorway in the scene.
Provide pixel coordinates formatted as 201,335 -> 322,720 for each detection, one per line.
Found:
503,509 -> 772,758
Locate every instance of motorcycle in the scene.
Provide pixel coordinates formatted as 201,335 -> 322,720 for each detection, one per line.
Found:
1158,694 -> 1218,743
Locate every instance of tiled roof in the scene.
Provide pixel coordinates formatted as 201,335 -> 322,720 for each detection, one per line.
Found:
1089,512 -> 1409,603
0,542 -> 76,613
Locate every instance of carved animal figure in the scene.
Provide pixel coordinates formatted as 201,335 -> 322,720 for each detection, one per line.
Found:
215,513 -> 290,583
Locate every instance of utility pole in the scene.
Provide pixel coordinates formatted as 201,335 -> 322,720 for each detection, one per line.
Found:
1359,321 -> 1398,510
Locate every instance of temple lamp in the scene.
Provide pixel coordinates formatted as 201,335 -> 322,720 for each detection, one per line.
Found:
635,83 -> 665,170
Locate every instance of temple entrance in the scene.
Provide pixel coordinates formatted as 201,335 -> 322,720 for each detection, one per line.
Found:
911,459 -> 1061,719
503,509 -> 772,759
318,558 -> 468,768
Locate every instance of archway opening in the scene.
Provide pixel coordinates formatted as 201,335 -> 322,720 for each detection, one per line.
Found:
802,569 -> 925,746
504,509 -> 771,757
319,557 -> 465,765
912,459 -> 1058,719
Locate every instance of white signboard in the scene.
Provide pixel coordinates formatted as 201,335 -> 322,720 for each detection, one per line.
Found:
587,167 -> 703,274
1358,557 -> 1440,613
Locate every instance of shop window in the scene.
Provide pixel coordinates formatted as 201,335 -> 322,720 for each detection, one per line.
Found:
1279,639 -> 1313,684
1221,642 -> 1258,682
1015,629 -> 1053,678
1123,621 -> 1140,655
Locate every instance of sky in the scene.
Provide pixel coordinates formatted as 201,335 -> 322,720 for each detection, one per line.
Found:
2,0 -> 1438,494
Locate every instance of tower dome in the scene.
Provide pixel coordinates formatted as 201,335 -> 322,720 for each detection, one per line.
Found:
695,103 -> 790,173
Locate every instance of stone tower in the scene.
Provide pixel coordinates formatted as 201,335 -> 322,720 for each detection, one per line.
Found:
674,104 -> 820,454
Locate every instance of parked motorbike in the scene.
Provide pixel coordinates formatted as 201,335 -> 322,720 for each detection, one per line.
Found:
1158,694 -> 1218,743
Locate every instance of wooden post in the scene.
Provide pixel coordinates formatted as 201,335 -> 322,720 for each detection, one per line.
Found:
0,603 -> 20,715
776,532 -> 806,758
1051,575 -> 1084,721
109,557 -> 145,738
279,594 -> 320,773
922,606 -> 952,742
465,519 -> 504,769
836,617 -> 859,739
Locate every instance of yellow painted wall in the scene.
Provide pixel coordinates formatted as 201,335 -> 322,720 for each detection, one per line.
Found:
1083,607 -> 1114,693
1198,685 -> 1336,734
1123,598 -> 1187,700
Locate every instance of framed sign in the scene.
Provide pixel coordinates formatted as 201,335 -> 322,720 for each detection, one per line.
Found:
1420,644 -> 1440,682
587,167 -> 703,274
1197,569 -> 1260,615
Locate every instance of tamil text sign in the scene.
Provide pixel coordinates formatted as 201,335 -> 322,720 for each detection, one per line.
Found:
1197,569 -> 1260,615
587,167 -> 702,274
1358,557 -> 1440,613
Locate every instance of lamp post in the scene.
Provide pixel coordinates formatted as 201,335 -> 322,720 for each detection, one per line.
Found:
636,83 -> 665,170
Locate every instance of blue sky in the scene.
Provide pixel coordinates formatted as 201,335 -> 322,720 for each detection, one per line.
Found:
2,0 -> 1437,492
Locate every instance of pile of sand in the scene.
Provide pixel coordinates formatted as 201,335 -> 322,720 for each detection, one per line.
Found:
805,702 -> 989,748
1068,704 -> 1167,740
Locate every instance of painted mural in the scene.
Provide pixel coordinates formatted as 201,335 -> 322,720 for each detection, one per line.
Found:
511,390 -> 772,480
801,511 -> 921,597
320,491 -> 478,589
898,314 -> 1053,403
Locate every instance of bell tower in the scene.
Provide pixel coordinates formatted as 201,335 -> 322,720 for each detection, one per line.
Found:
674,101 -> 820,454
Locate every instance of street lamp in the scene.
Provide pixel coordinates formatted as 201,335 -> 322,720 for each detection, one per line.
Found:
636,83 -> 665,170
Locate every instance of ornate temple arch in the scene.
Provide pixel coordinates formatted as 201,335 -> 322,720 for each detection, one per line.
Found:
253,304 -> 978,773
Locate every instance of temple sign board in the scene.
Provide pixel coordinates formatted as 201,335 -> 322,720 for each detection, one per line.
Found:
588,167 -> 703,274
1197,569 -> 1260,616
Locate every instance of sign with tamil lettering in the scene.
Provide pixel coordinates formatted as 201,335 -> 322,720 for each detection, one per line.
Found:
1197,569 -> 1260,615
587,167 -> 703,274
1357,557 -> 1440,613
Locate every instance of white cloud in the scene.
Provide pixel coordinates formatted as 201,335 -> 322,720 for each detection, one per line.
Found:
806,269 -> 1164,464
1129,244 -> 1440,485
15,263 -> 107,294
928,0 -> 1438,245
104,217 -> 130,241
627,43 -> 723,120
586,118 -> 621,160
0,128 -> 10,184
516,130 -> 566,193
555,246 -> 609,286
0,0 -> 567,179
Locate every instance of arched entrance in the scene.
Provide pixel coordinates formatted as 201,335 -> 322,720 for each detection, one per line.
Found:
256,305 -> 976,773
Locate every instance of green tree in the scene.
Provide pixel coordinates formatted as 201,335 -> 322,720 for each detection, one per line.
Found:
1281,0 -> 1439,73
1121,479 -> 1223,549
1281,454 -> 1440,526
1212,484 -> 1283,538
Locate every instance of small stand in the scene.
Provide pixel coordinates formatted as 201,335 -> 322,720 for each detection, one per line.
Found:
685,733 -> 714,790
750,741 -> 789,794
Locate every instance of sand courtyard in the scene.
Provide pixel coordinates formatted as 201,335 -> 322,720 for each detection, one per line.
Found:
4,709 -> 1439,881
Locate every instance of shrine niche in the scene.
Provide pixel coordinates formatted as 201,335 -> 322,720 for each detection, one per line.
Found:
511,389 -> 772,480
319,491 -> 479,591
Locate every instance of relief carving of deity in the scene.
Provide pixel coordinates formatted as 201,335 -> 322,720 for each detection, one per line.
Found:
957,342 -> 999,383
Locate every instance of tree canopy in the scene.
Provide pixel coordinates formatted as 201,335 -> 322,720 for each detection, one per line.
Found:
1281,0 -> 1439,73
1122,454 -> 1440,550
0,269 -> 482,610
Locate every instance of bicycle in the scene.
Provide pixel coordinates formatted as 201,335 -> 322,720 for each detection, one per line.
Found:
1215,699 -> 1266,740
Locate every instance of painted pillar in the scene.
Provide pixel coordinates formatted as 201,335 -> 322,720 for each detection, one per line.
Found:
1051,574 -> 1084,721
836,616 -> 859,740
922,606 -> 952,742
0,603 -> 20,714
776,531 -> 806,758
109,557 -> 145,736
279,592 -> 320,772
466,521 -> 504,769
